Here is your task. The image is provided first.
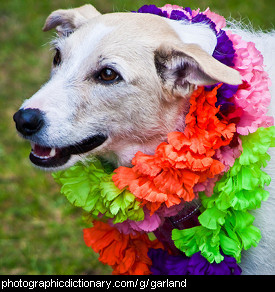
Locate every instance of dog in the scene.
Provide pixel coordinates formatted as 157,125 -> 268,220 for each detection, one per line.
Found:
13,4 -> 275,274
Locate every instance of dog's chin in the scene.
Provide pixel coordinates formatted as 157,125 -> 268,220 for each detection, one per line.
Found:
28,134 -> 108,171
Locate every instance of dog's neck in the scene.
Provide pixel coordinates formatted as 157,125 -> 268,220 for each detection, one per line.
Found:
101,138 -> 165,167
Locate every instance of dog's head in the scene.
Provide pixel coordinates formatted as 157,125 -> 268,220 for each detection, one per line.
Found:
13,4 -> 241,171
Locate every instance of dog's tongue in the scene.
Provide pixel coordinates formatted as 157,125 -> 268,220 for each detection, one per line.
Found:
34,144 -> 51,156
32,144 -> 58,158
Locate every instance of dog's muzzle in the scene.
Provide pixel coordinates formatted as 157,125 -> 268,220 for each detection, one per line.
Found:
13,108 -> 108,168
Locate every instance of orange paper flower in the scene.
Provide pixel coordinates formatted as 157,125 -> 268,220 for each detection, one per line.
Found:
113,86 -> 236,213
83,221 -> 163,275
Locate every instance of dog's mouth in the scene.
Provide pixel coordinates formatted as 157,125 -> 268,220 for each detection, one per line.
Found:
29,134 -> 108,168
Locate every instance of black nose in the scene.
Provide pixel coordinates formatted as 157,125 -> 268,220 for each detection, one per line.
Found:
13,108 -> 44,136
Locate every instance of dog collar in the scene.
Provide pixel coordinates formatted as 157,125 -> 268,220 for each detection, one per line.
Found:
53,4 -> 274,275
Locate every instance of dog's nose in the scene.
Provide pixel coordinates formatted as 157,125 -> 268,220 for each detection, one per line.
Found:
13,108 -> 44,136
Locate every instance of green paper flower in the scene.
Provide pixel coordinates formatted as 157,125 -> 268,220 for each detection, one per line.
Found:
52,158 -> 144,224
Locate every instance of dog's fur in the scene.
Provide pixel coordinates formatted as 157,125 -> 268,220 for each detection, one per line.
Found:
16,4 -> 275,274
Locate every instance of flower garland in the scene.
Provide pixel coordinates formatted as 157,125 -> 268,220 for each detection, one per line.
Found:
52,4 -> 274,275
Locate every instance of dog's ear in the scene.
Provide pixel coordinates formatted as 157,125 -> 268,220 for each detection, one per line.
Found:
155,43 -> 242,99
43,4 -> 101,36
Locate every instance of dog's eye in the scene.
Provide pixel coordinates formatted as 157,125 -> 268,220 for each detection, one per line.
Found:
53,49 -> 61,66
97,68 -> 121,83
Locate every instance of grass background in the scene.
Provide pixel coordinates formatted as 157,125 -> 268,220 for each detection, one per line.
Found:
0,0 -> 274,275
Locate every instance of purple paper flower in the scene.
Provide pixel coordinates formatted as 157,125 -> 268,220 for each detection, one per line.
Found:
205,83 -> 239,113
169,10 -> 190,22
148,248 -> 189,275
187,252 -> 242,275
148,249 -> 242,275
137,5 -> 168,18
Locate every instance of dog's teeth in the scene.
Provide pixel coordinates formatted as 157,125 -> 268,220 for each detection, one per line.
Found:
49,148 -> 56,157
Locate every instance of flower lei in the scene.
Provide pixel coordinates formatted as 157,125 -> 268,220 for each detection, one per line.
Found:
52,4 -> 274,275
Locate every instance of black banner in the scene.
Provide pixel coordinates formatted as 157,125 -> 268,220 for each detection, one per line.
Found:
0,275 -> 271,290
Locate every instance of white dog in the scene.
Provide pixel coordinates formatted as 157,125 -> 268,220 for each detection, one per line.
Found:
13,4 -> 275,274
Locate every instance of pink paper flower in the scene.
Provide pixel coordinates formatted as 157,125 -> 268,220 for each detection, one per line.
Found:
227,31 -> 273,135
110,209 -> 163,235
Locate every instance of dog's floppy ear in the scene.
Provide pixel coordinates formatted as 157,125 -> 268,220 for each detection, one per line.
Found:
43,4 -> 101,36
155,43 -> 242,99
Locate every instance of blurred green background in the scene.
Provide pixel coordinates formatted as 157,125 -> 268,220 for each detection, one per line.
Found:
0,0 -> 274,275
